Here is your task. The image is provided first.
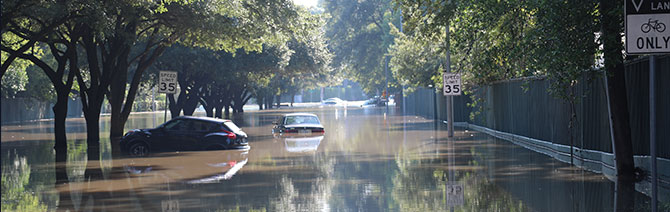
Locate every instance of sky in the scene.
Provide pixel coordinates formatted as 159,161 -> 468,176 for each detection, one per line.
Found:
293,0 -> 319,8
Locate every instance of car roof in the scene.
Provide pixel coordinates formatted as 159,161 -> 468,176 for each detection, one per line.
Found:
283,113 -> 318,117
173,116 -> 230,123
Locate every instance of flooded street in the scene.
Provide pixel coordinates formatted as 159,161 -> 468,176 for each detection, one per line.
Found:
1,107 -> 656,211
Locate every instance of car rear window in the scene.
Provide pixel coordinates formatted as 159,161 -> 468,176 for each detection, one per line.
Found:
224,122 -> 242,133
284,116 -> 320,125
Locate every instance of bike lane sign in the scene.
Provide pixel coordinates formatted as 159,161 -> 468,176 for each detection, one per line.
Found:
625,0 -> 670,54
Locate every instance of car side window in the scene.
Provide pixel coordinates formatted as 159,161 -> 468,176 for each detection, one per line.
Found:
164,120 -> 183,130
180,120 -> 195,131
285,116 -> 296,125
209,123 -> 223,132
191,121 -> 211,132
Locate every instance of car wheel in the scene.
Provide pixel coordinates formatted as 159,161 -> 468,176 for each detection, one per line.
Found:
129,142 -> 149,157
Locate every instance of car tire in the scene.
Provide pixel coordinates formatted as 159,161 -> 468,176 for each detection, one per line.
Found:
129,142 -> 150,157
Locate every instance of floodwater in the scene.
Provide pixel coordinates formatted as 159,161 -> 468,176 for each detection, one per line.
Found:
0,106 -> 662,211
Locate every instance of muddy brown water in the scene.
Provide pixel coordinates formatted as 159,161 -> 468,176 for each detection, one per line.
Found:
1,106 -> 658,211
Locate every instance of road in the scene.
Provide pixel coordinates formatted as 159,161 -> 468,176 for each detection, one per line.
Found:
0,106 -> 655,211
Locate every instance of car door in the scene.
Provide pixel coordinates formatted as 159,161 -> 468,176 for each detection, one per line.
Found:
184,120 -> 213,150
170,119 -> 205,151
160,119 -> 188,151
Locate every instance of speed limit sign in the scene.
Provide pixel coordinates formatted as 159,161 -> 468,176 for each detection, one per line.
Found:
443,73 -> 461,96
158,71 -> 178,94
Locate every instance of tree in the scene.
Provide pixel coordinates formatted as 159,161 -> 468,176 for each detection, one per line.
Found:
323,0 -> 401,96
2,0 -> 83,148
103,0 -> 302,138
275,8 -> 336,105
388,25 -> 444,93
599,0 -> 635,179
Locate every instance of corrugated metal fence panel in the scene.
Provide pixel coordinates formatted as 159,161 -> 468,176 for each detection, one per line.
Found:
403,56 -> 668,158
658,56 -> 670,158
624,55 -> 670,158
1,98 -> 83,124
577,75 -> 613,153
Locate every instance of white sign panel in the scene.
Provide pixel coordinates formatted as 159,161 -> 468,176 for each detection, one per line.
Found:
446,183 -> 464,206
158,71 -> 178,94
625,0 -> 670,54
161,199 -> 179,212
443,73 -> 462,96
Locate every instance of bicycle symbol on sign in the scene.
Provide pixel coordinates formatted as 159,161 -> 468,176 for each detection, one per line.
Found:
641,18 -> 666,33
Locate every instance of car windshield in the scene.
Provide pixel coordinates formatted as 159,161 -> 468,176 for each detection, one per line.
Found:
284,116 -> 320,125
224,122 -> 242,133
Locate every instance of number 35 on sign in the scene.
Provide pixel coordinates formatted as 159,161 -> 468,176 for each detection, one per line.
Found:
443,73 -> 461,96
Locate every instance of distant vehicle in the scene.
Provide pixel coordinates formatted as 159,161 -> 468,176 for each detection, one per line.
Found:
321,97 -> 344,105
272,113 -> 325,135
361,96 -> 387,107
121,116 -> 249,156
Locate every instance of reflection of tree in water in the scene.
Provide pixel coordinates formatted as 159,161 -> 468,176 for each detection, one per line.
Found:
391,144 -> 527,211
268,152 -> 336,212
1,150 -> 48,211
63,140 -> 88,211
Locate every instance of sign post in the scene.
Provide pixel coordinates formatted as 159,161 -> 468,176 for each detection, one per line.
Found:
443,72 -> 461,138
158,71 -> 178,122
625,2 -> 668,211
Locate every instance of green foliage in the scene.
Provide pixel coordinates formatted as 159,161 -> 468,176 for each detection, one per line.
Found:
1,67 -> 28,98
388,24 -> 444,94
323,0 -> 401,95
277,8 -> 336,95
1,152 -> 48,212
395,0 -> 600,101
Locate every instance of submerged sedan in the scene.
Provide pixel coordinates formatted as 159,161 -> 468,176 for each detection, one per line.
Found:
121,116 -> 249,156
272,113 -> 325,134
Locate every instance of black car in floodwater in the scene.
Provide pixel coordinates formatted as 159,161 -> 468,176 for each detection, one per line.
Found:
121,116 -> 249,156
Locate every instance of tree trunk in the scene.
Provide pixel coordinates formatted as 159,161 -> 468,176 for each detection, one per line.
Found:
257,96 -> 264,110
53,90 -> 69,150
182,94 -> 199,116
265,94 -> 272,109
108,35 -> 166,138
601,0 -> 635,179
84,113 -> 100,144
215,103 -> 223,118
204,105 -> 214,117
290,91 -> 295,107
224,104 -> 231,118
79,27 -> 108,145
109,64 -> 127,138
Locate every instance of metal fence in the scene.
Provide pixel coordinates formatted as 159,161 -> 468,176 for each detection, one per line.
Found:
1,98 -> 83,124
404,55 -> 669,166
